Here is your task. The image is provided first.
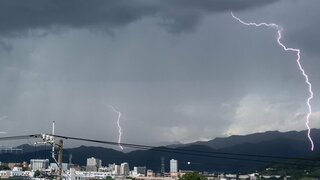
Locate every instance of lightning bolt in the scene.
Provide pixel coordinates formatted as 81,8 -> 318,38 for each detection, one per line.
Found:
231,12 -> 315,151
109,105 -> 124,150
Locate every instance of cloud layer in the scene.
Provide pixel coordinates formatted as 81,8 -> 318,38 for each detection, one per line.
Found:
0,0 -> 279,35
0,0 -> 320,147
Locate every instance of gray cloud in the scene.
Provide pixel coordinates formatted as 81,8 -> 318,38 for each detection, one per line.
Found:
158,0 -> 280,33
0,115 -> 8,121
0,0 -> 279,35
0,40 -> 12,52
258,0 -> 320,56
0,0 -> 319,147
289,19 -> 320,56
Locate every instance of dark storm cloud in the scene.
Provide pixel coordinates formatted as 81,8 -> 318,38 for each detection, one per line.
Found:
159,0 -> 280,33
1,0 -> 320,145
166,0 -> 280,12
0,0 -> 280,35
0,0 -> 156,35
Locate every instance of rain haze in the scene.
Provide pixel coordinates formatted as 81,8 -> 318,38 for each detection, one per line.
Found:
0,0 -> 319,148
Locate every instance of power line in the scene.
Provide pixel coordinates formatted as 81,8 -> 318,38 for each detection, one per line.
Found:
0,134 -> 41,141
50,134 -> 319,164
0,134 -> 318,165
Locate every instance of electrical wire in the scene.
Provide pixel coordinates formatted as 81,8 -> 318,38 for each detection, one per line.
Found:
0,134 -> 41,141
0,134 -> 318,165
50,134 -> 320,164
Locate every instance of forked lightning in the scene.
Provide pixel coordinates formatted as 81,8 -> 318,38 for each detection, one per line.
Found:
231,12 -> 315,151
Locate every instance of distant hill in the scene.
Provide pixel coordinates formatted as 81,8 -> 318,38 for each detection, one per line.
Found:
189,129 -> 320,149
1,129 -> 320,172
127,137 -> 320,172
17,144 -> 49,153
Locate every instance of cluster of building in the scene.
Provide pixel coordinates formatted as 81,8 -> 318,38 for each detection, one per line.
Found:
0,158 -> 143,179
0,158 -> 290,180
0,158 -> 183,179
0,160 -> 39,178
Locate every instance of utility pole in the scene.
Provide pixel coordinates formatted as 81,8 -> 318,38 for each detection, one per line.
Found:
36,134 -> 63,180
36,122 -> 64,180
57,139 -> 63,180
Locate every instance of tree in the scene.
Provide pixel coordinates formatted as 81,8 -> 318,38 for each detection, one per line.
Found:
22,166 -> 29,171
34,170 -> 41,177
179,172 -> 207,180
0,165 -> 10,170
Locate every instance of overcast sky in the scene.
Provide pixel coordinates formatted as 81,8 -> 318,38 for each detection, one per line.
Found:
0,0 -> 319,148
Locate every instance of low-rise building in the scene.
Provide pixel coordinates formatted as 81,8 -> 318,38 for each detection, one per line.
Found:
8,162 -> 21,170
147,170 -> 156,177
30,159 -> 49,171
69,168 -> 113,180
50,163 -> 69,171
0,170 -> 10,179
131,166 -> 146,177
0,168 -> 31,179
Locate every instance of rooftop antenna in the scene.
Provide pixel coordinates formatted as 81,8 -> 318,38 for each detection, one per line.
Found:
52,121 -> 55,159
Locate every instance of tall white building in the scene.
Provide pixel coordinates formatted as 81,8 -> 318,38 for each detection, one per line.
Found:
120,162 -> 130,176
170,159 -> 178,173
114,165 -> 120,175
86,157 -> 102,171
30,159 -> 49,171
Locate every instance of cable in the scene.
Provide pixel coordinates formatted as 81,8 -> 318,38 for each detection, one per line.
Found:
0,134 -> 41,141
0,134 -> 318,165
50,134 -> 319,164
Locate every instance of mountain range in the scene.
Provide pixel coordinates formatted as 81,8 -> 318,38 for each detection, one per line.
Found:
1,129 -> 320,172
